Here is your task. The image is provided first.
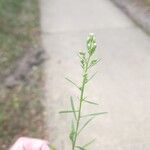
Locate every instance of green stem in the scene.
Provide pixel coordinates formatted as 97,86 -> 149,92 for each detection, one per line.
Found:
72,55 -> 91,150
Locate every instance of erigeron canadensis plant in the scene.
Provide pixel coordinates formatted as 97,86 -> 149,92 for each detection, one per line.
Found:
52,33 -> 107,150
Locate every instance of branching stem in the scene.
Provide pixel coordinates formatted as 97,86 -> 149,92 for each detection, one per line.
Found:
59,33 -> 104,150
72,55 -> 91,150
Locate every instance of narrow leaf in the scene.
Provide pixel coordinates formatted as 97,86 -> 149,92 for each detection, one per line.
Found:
83,139 -> 95,148
84,100 -> 99,105
70,96 -> 77,120
69,120 -> 76,142
87,72 -> 97,83
78,117 -> 94,134
59,110 -> 79,114
88,59 -> 101,69
76,146 -> 86,150
81,112 -> 107,118
76,139 -> 95,150
65,77 -> 79,89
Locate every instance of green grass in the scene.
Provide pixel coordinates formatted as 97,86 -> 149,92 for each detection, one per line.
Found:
0,0 -> 40,78
0,0 -> 46,149
143,0 -> 150,6
0,67 -> 46,150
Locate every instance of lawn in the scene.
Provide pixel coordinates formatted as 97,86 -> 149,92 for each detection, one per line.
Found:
0,0 -> 39,78
0,0 -> 46,149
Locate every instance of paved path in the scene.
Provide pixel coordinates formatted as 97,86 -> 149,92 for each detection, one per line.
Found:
40,0 -> 150,149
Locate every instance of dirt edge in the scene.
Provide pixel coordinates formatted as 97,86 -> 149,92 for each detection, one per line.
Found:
110,0 -> 150,34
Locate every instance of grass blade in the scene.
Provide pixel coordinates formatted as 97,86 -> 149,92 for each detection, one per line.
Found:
76,146 -> 86,150
65,77 -> 80,89
70,120 -> 76,143
87,72 -> 97,83
59,110 -> 79,114
83,139 -> 95,148
81,112 -> 107,118
70,96 -> 77,120
83,100 -> 99,105
78,117 -> 94,135
76,139 -> 95,150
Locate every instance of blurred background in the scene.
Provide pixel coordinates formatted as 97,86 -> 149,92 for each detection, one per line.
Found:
0,0 -> 46,149
0,0 -> 150,149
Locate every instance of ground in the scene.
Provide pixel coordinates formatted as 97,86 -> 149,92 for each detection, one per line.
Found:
41,0 -> 150,149
0,0 -> 150,149
111,0 -> 150,34
0,0 -> 47,149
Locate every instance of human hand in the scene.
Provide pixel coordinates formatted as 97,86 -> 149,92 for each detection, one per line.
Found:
10,137 -> 49,150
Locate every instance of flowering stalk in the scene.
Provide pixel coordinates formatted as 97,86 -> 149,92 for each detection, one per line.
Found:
59,33 -> 107,150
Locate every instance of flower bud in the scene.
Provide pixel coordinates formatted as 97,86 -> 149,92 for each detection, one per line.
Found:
86,33 -> 97,55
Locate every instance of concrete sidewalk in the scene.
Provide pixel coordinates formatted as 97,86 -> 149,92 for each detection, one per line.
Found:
41,0 -> 150,149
